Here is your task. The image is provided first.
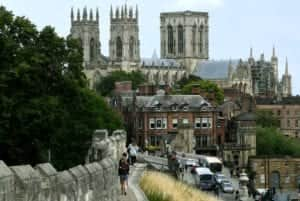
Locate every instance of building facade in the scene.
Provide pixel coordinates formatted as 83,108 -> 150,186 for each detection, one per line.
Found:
193,48 -> 292,98
256,97 -> 300,138
250,157 -> 300,190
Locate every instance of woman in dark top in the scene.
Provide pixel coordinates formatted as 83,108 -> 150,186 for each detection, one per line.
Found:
119,153 -> 130,195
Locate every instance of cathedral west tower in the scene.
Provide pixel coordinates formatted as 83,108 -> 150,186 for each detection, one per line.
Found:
109,5 -> 140,64
70,7 -> 101,69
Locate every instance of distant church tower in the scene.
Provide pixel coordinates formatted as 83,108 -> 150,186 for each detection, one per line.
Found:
109,5 -> 140,63
271,46 -> 279,94
160,11 -> 209,73
70,7 -> 101,69
281,58 -> 292,97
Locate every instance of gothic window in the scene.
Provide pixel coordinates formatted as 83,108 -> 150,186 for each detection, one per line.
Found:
167,25 -> 174,54
192,25 -> 196,54
129,36 -> 134,59
90,38 -> 95,61
116,36 -> 122,59
199,25 -> 203,54
178,25 -> 184,54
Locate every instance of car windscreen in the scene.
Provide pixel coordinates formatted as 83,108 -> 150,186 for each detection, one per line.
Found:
200,174 -> 213,181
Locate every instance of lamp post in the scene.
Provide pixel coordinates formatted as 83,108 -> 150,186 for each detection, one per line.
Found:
239,169 -> 250,201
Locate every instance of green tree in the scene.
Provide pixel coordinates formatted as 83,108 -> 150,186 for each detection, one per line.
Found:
256,110 -> 280,127
96,70 -> 146,96
180,80 -> 224,105
256,126 -> 300,156
0,6 -> 123,170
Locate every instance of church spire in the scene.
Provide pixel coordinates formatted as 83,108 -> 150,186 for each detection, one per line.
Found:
110,5 -> 113,19
285,57 -> 289,75
71,7 -> 74,22
96,7 -> 99,22
89,8 -> 93,21
250,47 -> 253,58
135,5 -> 139,22
77,8 -> 80,21
125,4 -> 128,18
272,45 -> 276,57
83,6 -> 88,20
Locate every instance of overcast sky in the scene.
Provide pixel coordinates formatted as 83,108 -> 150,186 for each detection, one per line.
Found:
2,0 -> 299,95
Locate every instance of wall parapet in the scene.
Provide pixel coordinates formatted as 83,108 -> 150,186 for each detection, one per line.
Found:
0,129 -> 127,201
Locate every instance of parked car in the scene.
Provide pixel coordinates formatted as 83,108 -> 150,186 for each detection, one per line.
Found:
185,158 -> 198,167
221,181 -> 234,193
214,173 -> 226,185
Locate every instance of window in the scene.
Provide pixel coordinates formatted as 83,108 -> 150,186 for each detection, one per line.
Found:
162,118 -> 167,129
172,119 -> 178,128
183,106 -> 188,111
195,118 -> 201,128
149,118 -> 155,129
192,25 -> 196,54
150,136 -> 161,146
172,105 -> 177,111
202,136 -> 208,146
178,25 -> 184,54
116,36 -> 123,59
156,119 -> 162,129
201,117 -> 208,128
195,135 -> 209,147
287,119 -> 290,128
277,110 -> 281,116
138,119 -> 143,129
199,25 -> 203,54
296,120 -> 299,128
287,110 -> 290,115
183,118 -> 189,124
167,25 -> 174,54
90,38 -> 95,61
129,36 -> 134,59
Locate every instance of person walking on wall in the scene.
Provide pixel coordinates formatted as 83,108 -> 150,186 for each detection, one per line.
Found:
129,142 -> 139,165
119,153 -> 130,195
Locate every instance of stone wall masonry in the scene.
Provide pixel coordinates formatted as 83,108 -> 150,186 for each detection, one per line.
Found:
0,129 -> 127,201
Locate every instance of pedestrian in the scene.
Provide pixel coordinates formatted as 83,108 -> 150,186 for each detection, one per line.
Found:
235,190 -> 239,201
230,168 -> 233,177
118,153 -> 130,195
129,142 -> 139,165
214,184 -> 219,197
178,159 -> 184,180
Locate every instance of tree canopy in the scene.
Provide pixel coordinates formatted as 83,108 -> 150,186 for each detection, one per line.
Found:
255,110 -> 280,127
178,78 -> 224,105
256,126 -> 300,157
95,70 -> 146,96
0,6 -> 123,170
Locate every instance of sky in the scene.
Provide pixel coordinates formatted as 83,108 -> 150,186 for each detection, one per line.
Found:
2,0 -> 299,95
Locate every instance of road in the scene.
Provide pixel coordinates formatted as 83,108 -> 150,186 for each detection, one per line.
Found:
180,166 -> 254,201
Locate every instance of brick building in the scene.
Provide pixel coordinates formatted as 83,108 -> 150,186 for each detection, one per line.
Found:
111,84 -> 225,155
256,97 -> 300,138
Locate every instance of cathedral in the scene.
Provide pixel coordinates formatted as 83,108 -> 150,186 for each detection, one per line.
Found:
70,4 -> 292,97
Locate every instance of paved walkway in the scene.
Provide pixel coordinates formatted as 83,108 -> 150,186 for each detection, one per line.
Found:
121,163 -> 148,201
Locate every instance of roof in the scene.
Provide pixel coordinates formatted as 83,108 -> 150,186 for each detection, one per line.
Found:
35,163 -> 57,177
205,156 -> 222,164
161,10 -> 208,17
141,58 -> 181,69
195,167 -> 213,175
256,96 -> 300,105
236,112 -> 256,121
143,94 -> 210,108
0,161 -> 13,178
10,165 -> 40,182
192,60 -> 239,80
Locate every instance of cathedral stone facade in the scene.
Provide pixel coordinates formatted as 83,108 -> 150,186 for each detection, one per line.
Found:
70,5 -> 292,97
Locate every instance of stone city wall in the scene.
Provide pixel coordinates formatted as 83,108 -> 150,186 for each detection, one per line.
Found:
0,129 -> 127,201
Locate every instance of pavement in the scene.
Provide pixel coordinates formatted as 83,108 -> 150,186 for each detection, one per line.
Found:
121,163 -> 148,201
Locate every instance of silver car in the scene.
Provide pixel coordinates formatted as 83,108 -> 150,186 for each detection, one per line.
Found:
221,181 -> 234,193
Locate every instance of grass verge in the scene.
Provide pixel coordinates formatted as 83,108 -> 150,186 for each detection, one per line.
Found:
139,171 -> 219,201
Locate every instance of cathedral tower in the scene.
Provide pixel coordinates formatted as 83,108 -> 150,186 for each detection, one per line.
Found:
109,4 -> 140,63
271,46 -> 279,94
70,7 -> 101,69
160,11 -> 209,73
281,58 -> 292,97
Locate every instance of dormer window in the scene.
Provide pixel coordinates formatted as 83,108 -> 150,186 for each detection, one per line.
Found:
183,105 -> 188,111
172,105 -> 177,111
